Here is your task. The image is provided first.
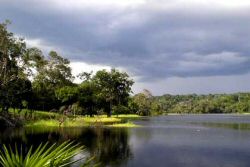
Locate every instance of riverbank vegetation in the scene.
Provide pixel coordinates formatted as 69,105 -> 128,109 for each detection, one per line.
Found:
25,117 -> 140,128
152,93 -> 250,114
24,113 -> 140,128
131,91 -> 250,115
0,21 -> 145,127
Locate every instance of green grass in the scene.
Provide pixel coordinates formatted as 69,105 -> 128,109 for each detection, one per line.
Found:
26,119 -> 62,127
9,108 -> 60,120
25,114 -> 140,128
8,109 -> 141,127
238,112 -> 250,115
112,114 -> 141,118
25,117 -> 121,127
82,116 -> 121,123
106,122 -> 140,128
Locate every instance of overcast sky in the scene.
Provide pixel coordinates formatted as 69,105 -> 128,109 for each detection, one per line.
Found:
1,0 -> 250,95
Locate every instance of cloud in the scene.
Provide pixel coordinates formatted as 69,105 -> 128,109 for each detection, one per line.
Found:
133,72 -> 250,95
174,51 -> 249,77
70,62 -> 111,83
1,0 -> 250,94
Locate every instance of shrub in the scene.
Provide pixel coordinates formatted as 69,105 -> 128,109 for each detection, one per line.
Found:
0,141 -> 84,167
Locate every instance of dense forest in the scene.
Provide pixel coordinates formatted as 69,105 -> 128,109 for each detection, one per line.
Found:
152,93 -> 250,114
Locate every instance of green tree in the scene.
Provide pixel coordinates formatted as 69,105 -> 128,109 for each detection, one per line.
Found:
55,86 -> 78,105
78,81 -> 97,116
93,69 -> 134,117
0,21 -> 27,113
22,47 -> 48,78
133,93 -> 151,116
32,51 -> 74,111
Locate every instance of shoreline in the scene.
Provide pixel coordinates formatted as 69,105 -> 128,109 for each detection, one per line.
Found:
166,113 -> 250,115
24,114 -> 141,128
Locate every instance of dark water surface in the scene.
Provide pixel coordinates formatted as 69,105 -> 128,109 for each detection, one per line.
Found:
1,114 -> 250,167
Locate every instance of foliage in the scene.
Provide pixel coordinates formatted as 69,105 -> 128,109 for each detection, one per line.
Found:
55,86 -> 79,107
9,109 -> 60,120
0,141 -> 84,167
93,69 -> 134,117
0,21 -> 28,113
132,89 -> 153,116
77,81 -> 97,116
112,105 -> 130,115
153,93 -> 250,114
31,51 -> 74,111
132,90 -> 250,115
0,21 -> 135,120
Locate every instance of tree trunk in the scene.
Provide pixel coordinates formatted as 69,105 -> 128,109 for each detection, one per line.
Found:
107,101 -> 112,117
3,106 -> 9,115
90,105 -> 94,117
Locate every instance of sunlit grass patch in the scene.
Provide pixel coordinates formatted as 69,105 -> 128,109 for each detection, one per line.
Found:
106,122 -> 140,128
113,114 -> 140,118
26,118 -> 87,127
239,112 -> 250,115
25,116 -> 122,127
24,114 -> 141,128
25,119 -> 61,127
82,116 -> 121,123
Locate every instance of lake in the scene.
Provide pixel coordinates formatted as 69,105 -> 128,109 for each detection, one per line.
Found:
1,114 -> 250,167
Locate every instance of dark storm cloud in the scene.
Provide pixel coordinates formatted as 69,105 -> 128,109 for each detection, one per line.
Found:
1,0 -> 250,81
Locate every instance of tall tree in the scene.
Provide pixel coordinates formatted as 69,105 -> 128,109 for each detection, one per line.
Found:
0,21 -> 27,113
32,51 -> 74,110
22,47 -> 47,78
78,81 -> 97,116
93,69 -> 134,117
133,93 -> 151,116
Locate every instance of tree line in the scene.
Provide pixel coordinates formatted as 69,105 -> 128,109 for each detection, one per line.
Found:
152,93 -> 250,114
130,91 -> 250,115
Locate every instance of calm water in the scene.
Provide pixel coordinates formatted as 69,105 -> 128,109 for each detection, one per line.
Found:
1,114 -> 250,167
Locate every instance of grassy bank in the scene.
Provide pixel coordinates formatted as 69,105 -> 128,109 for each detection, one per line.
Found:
9,109 -> 60,119
107,122 -> 140,127
166,112 -> 250,115
22,111 -> 141,128
239,112 -> 250,115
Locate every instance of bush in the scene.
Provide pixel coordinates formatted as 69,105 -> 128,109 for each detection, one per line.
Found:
112,105 -> 130,115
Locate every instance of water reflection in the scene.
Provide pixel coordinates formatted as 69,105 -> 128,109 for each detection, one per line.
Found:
197,122 -> 250,130
2,115 -> 250,167
92,129 -> 131,166
0,127 -> 132,166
